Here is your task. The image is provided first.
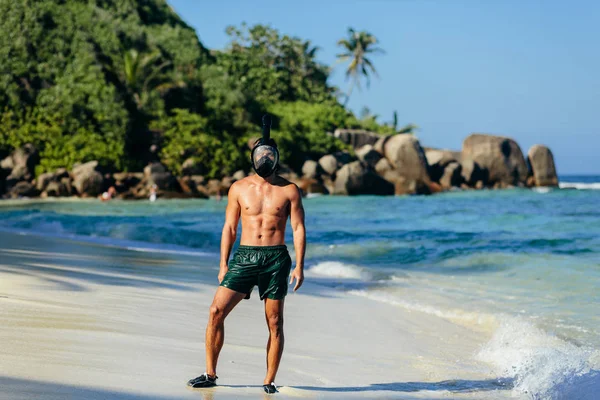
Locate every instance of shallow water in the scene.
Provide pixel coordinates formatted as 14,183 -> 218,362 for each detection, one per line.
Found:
1,176 -> 599,399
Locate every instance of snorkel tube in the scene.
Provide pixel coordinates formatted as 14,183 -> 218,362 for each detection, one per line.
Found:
261,114 -> 272,143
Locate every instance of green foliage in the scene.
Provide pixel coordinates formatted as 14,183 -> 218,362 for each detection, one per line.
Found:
352,116 -> 417,136
215,23 -> 334,107
122,49 -> 180,112
388,110 -> 418,134
0,109 -> 124,175
342,108 -> 417,136
269,101 -> 353,171
0,0 -> 207,172
190,24 -> 353,174
0,0 -> 414,180
153,109 -> 245,178
199,64 -> 254,135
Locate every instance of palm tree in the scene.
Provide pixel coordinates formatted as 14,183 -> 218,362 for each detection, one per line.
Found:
336,28 -> 384,104
122,49 -> 184,110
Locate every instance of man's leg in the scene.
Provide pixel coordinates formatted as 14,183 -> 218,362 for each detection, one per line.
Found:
263,297 -> 285,385
205,286 -> 247,377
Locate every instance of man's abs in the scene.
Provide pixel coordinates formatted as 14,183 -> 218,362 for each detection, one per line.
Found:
239,214 -> 287,246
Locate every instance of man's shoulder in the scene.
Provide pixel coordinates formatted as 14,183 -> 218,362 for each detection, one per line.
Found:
272,176 -> 302,199
230,176 -> 254,190
273,175 -> 299,190
227,178 -> 247,198
233,176 -> 252,185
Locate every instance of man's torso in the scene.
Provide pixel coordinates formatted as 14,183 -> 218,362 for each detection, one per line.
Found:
237,176 -> 293,246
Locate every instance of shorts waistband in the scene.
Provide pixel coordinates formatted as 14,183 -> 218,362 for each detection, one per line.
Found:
237,245 -> 288,251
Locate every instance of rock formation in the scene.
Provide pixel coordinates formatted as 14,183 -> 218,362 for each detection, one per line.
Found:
333,129 -> 383,149
333,161 -> 394,195
527,145 -> 558,187
462,134 -> 528,187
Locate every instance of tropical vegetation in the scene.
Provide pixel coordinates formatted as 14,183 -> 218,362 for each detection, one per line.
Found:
0,0 -> 415,178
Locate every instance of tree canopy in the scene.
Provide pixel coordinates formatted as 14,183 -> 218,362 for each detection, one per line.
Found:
0,0 -> 206,172
0,0 -> 411,178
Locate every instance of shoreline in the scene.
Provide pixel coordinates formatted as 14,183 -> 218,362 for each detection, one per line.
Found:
0,181 -> 596,205
0,231 -> 512,400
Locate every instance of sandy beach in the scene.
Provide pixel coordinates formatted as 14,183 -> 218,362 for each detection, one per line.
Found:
0,230 -> 515,400
1,0 -> 599,398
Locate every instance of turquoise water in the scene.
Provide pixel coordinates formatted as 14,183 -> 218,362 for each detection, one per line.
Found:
1,178 -> 599,398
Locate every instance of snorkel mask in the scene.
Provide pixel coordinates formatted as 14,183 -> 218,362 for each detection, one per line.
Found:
251,114 -> 279,178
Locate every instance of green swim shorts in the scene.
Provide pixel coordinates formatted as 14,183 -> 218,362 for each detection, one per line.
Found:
220,245 -> 292,300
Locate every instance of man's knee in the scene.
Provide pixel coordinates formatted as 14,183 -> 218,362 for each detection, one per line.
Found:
209,304 -> 225,325
267,313 -> 283,335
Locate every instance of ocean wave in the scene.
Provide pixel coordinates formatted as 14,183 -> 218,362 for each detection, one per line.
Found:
0,226 -> 217,258
350,287 -> 599,399
559,182 -> 600,190
306,261 -> 374,280
0,210 -> 221,252
532,187 -> 552,194
477,318 -> 600,399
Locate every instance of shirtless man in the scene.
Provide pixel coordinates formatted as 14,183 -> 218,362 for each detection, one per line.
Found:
187,116 -> 306,394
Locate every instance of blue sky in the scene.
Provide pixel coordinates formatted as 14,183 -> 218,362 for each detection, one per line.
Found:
168,0 -> 599,175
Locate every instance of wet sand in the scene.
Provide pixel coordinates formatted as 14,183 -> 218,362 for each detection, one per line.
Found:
0,232 -> 512,399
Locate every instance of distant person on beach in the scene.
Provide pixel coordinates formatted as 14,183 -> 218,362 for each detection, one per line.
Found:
149,184 -> 157,202
100,186 -> 116,201
187,116 -> 306,394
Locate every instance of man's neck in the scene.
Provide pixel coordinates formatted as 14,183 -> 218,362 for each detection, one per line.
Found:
255,174 -> 277,184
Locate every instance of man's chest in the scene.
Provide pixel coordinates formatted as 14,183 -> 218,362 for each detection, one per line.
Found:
239,189 -> 289,217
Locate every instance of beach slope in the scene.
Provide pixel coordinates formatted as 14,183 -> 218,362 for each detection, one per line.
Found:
0,232 -> 511,399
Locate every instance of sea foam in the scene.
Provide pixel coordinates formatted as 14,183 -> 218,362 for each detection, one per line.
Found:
477,317 -> 600,399
306,261 -> 373,280
559,182 -> 600,190
349,287 -> 600,400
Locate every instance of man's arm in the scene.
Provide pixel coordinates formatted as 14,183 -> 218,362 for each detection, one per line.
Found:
219,182 -> 241,283
289,185 -> 306,291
